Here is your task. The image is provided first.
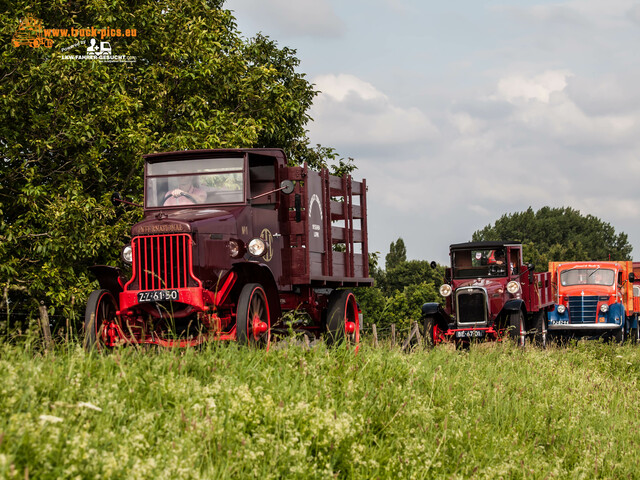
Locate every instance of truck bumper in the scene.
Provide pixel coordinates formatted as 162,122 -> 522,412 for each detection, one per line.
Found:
547,323 -> 621,331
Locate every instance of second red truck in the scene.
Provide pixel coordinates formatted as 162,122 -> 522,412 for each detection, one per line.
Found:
422,241 -> 553,346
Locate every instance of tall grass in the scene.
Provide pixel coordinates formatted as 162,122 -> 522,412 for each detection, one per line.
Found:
1,339 -> 639,479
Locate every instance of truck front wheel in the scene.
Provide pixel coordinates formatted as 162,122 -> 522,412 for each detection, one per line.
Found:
236,283 -> 271,348
420,316 -> 438,348
509,310 -> 526,347
83,289 -> 119,352
325,290 -> 359,348
614,324 -> 626,344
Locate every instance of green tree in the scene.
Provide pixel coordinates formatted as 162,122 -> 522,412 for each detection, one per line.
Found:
0,1 -> 339,319
355,238 -> 445,331
385,237 -> 407,270
472,206 -> 632,269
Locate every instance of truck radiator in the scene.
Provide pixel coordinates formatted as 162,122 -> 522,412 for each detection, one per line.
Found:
456,287 -> 487,325
567,295 -> 602,323
129,234 -> 199,291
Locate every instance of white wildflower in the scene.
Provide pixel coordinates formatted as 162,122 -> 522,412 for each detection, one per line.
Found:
78,402 -> 102,412
39,414 -> 63,423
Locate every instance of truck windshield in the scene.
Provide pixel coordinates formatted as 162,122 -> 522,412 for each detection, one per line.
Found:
452,249 -> 507,279
560,268 -> 615,286
145,157 -> 244,208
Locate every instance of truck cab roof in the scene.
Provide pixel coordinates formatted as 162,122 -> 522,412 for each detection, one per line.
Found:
449,241 -> 521,250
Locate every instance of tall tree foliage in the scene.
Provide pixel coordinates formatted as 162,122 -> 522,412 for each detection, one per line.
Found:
472,206 -> 632,269
0,1 -> 336,318
356,239 -> 444,330
385,238 -> 406,270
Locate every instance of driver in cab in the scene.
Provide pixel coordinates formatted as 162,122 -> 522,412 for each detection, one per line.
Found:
163,175 -> 206,206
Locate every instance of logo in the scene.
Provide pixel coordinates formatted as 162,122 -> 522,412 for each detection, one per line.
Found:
12,17 -> 137,63
260,228 -> 273,262
12,16 -> 53,48
86,38 -> 111,56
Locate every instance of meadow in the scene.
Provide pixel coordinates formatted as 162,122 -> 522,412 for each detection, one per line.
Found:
1,338 -> 639,479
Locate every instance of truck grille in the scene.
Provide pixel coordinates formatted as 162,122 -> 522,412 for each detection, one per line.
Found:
456,288 -> 487,325
130,234 -> 199,290
567,295 -> 599,323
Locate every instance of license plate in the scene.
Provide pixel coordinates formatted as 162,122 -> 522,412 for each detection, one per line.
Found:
455,330 -> 485,338
137,290 -> 179,303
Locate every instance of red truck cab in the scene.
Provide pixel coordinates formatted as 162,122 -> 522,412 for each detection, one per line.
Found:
422,241 -> 553,346
85,148 -> 372,350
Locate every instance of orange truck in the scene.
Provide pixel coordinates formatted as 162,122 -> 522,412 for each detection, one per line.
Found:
548,261 -> 638,342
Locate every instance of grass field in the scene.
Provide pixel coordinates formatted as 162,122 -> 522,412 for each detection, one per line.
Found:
1,338 -> 639,479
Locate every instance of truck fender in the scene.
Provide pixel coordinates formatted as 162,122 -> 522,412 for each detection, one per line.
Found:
421,302 -> 450,330
608,303 -> 626,325
547,304 -> 567,323
503,299 -> 525,313
230,262 -> 282,322
88,265 -> 125,295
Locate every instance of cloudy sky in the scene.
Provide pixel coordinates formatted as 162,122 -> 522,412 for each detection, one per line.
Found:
228,0 -> 640,264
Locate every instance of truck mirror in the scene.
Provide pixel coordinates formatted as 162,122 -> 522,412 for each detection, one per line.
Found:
629,272 -> 635,282
444,268 -> 451,283
111,192 -> 123,207
110,192 -> 142,208
527,263 -> 535,272
430,261 -> 437,269
279,180 -> 295,195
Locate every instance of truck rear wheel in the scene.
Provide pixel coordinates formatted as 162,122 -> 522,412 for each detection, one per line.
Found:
631,318 -> 640,343
83,289 -> 119,352
325,290 -> 359,348
509,310 -> 525,347
530,310 -> 547,348
236,283 -> 271,349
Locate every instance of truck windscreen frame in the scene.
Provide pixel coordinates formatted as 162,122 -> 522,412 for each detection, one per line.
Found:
452,249 -> 508,279
559,268 -> 615,287
145,157 -> 244,208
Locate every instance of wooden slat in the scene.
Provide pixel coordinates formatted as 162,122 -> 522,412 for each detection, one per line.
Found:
331,226 -> 346,242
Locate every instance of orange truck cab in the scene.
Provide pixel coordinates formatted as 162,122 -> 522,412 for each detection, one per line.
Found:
548,261 -> 638,342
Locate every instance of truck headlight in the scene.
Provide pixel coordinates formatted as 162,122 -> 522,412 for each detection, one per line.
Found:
600,304 -> 609,313
557,304 -> 566,314
248,238 -> 266,256
228,239 -> 244,259
439,284 -> 452,297
506,281 -> 520,294
121,245 -> 133,264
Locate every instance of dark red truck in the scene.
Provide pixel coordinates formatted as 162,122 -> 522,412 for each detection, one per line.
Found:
422,241 -> 553,346
84,148 -> 372,350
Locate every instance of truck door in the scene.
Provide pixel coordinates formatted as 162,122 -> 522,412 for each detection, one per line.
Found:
248,154 -> 282,281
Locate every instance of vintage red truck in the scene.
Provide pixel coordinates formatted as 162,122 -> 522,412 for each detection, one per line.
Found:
421,241 -> 553,346
84,148 -> 372,350
547,261 -> 638,342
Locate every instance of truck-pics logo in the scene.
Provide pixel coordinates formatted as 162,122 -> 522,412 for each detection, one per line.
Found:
12,16 -> 136,62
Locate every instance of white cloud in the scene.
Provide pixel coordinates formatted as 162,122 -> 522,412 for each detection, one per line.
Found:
314,74 -> 385,102
496,70 -> 571,104
309,74 -> 439,149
